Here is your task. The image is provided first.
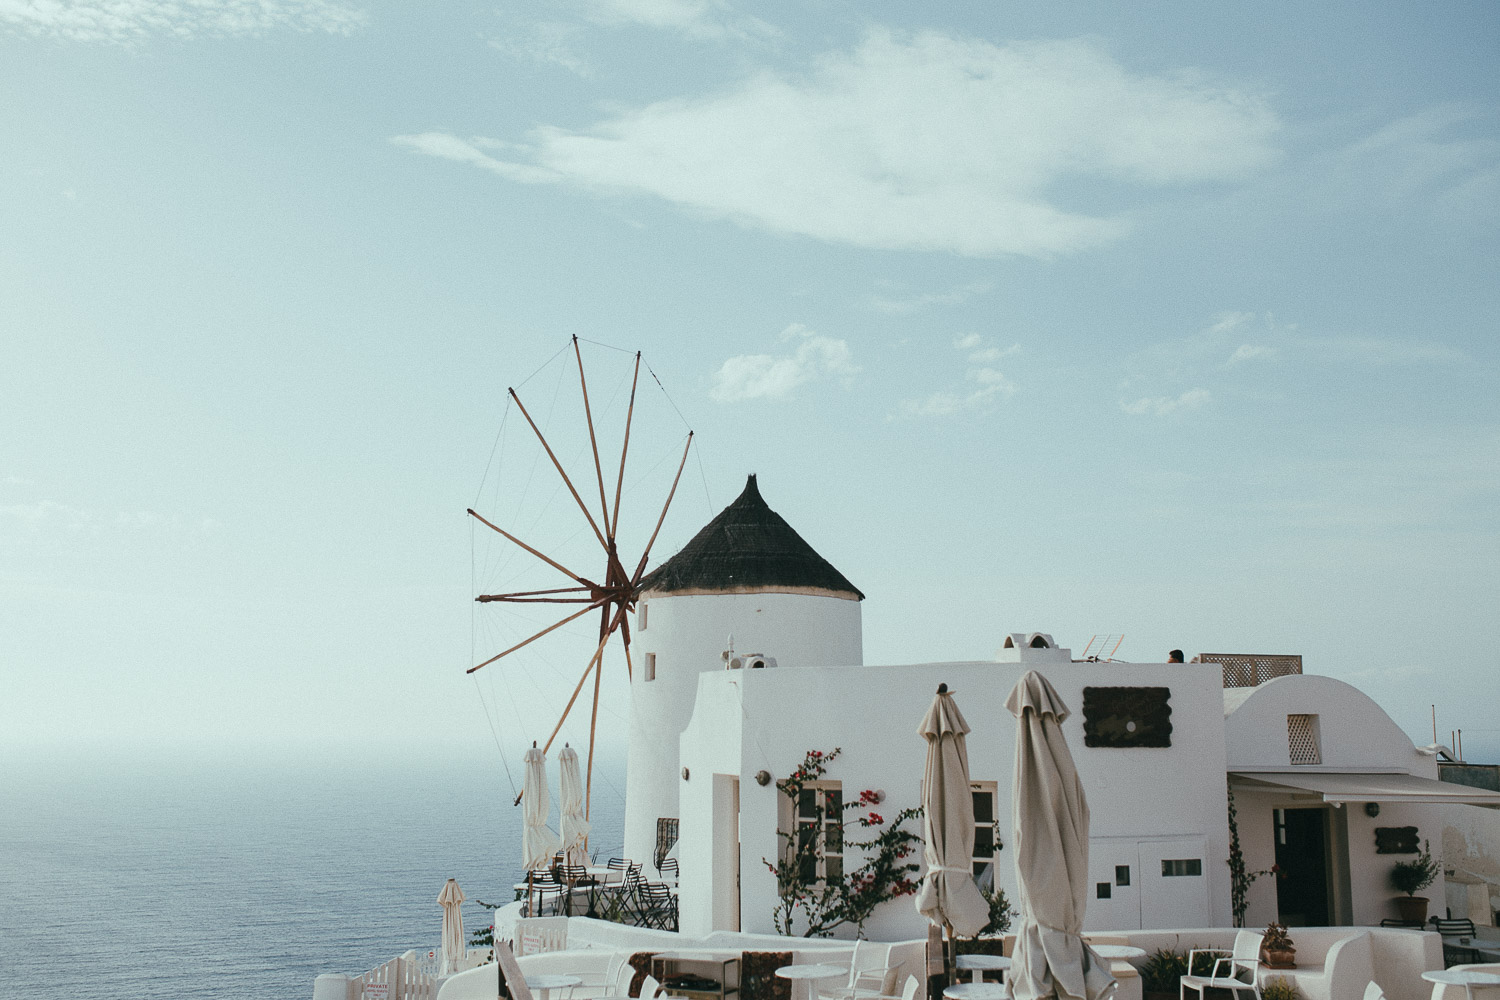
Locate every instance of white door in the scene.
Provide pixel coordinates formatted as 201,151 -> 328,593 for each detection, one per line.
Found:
1138,837 -> 1210,928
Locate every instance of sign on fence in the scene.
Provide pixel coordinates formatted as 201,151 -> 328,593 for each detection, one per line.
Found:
362,985 -> 390,1000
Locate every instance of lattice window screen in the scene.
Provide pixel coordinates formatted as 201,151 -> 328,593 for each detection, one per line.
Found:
654,817 -> 679,869
1288,714 -> 1321,765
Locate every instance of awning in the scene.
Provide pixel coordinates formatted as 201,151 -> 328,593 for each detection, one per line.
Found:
1230,770 -> 1500,809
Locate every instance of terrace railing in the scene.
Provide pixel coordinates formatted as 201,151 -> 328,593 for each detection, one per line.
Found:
1198,653 -> 1303,689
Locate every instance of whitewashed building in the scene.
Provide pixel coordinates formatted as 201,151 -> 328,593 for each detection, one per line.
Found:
624,476 -> 1500,940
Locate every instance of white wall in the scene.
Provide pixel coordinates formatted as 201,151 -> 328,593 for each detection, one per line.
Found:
678,655 -> 1232,940
1442,804 -> 1500,924
625,590 -> 862,867
1225,674 -> 1447,926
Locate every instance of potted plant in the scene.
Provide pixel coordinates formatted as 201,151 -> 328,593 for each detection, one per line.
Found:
1390,840 -> 1440,924
1140,947 -> 1191,1000
1261,976 -> 1301,1000
1260,923 -> 1296,969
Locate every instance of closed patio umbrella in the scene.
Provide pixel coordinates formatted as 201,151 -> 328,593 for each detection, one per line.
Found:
1004,671 -> 1114,1000
522,744 -> 560,873
558,744 -> 591,867
915,683 -> 989,967
438,878 -> 466,977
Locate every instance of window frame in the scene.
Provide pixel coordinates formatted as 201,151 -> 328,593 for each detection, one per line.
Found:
970,780 -> 1000,889
781,779 -> 844,884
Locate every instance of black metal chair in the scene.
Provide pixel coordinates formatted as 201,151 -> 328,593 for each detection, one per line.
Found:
1432,918 -> 1481,966
638,881 -> 678,931
522,870 -> 566,917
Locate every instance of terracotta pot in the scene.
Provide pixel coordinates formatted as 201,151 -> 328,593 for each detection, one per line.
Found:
1394,896 -> 1429,924
1262,948 -> 1296,970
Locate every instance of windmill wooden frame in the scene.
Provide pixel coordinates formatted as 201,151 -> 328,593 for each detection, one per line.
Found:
467,337 -> 693,818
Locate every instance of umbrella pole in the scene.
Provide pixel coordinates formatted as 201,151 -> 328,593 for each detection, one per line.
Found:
944,922 -> 955,990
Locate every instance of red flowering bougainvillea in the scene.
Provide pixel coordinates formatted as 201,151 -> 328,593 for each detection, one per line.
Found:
763,747 -> 923,937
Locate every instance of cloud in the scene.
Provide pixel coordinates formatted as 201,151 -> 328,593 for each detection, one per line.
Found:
1312,106 -> 1500,223
894,333 -> 1018,419
581,0 -> 774,40
398,30 -> 1280,257
710,323 -> 855,402
1120,388 -> 1211,417
489,22 -> 592,76
3,475 -> 36,487
1226,343 -> 1279,366
872,280 -> 994,315
0,0 -> 364,42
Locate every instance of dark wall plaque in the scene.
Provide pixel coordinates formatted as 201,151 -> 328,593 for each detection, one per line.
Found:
1375,826 -> 1419,854
1082,686 -> 1172,748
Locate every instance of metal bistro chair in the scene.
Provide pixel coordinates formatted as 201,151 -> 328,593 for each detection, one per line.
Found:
522,869 -> 567,917
560,864 -> 596,916
638,881 -> 679,932
1180,931 -> 1264,1000
1432,918 -> 1482,966
657,857 -> 679,886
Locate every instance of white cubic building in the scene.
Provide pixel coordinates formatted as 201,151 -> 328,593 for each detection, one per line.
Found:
624,475 -> 1500,940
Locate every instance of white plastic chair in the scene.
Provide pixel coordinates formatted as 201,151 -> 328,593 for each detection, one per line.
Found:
1363,982 -> 1386,1000
1180,931 -> 1263,1000
640,974 -> 663,999
823,941 -> 896,1000
612,959 -> 639,998
570,951 -> 629,998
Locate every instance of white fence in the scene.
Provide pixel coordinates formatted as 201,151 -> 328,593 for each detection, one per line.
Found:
313,950 -> 444,1000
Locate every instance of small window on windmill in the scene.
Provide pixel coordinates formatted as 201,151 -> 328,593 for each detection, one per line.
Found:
645,652 -> 656,682
640,603 -> 648,631
1288,714 -> 1321,765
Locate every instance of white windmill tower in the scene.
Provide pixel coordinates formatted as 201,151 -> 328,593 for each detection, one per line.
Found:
623,474 -> 864,867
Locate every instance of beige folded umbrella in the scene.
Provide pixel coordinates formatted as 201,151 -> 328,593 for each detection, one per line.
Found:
916,682 -> 990,965
1005,671 -> 1114,1000
437,878 -> 466,977
558,744 -> 591,867
522,745 -> 560,872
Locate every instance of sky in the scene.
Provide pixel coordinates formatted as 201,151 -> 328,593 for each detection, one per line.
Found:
2,0 -> 1497,782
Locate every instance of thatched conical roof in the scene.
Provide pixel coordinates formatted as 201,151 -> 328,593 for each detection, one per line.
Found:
639,475 -> 863,600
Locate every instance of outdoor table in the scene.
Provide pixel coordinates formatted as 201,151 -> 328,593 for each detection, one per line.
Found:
943,983 -> 1009,1000
1421,969 -> 1500,1000
1443,936 -> 1500,964
776,963 -> 846,1000
1092,945 -> 1148,962
955,955 -> 1011,983
528,974 -> 583,1000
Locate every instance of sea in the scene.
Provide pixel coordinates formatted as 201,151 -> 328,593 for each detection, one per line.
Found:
0,753 -> 628,1000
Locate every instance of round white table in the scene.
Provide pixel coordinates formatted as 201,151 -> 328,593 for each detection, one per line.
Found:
527,974 -> 583,1000
1422,969 -> 1500,1000
1092,945 -> 1148,962
943,983 -> 1009,1000
777,964 -> 847,1000
955,955 -> 1011,983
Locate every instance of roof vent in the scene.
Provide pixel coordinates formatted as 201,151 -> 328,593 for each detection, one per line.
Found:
726,653 -> 776,670
997,632 -> 1071,663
